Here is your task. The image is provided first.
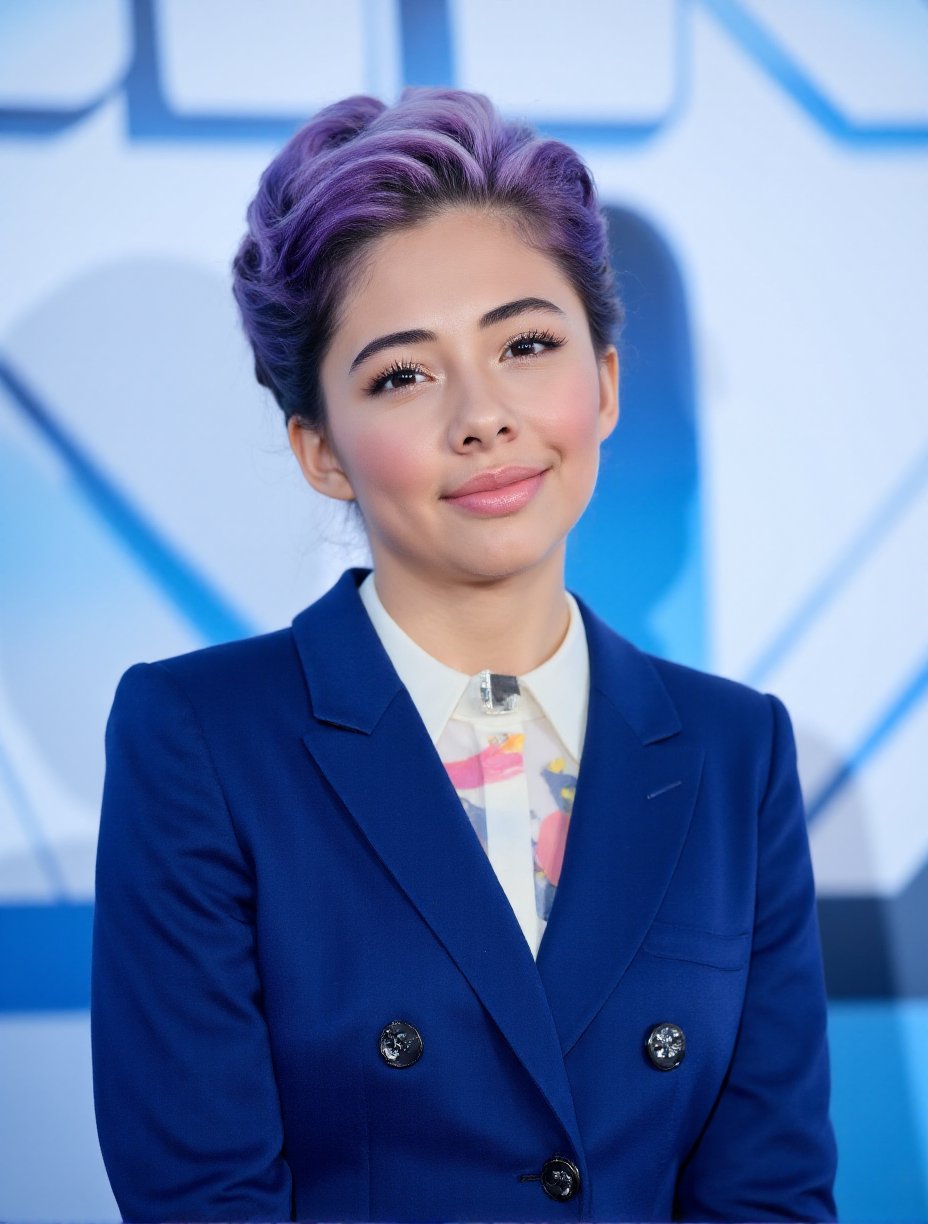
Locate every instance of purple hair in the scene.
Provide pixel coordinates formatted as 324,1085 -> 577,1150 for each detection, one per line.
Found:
232,86 -> 623,427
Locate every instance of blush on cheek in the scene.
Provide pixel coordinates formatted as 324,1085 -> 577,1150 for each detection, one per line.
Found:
344,424 -> 432,500
541,368 -> 604,445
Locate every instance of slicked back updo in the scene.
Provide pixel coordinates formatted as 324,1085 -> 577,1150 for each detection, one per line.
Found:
232,86 -> 622,429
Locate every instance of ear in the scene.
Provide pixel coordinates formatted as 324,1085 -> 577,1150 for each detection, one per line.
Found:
597,345 -> 620,442
287,416 -> 357,502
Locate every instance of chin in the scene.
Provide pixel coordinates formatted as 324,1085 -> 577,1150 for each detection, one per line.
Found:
448,538 -> 566,585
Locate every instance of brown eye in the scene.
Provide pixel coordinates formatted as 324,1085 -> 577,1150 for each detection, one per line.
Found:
503,329 -> 565,361
508,337 -> 547,357
366,360 -> 428,396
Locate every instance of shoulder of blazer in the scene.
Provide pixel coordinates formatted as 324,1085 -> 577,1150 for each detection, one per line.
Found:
120,616 -> 309,743
132,570 -> 377,696
137,623 -> 300,695
571,591 -> 776,749
645,650 -> 782,767
121,569 -> 394,736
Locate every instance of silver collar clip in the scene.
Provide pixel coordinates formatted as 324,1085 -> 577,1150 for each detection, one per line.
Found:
478,670 -> 520,714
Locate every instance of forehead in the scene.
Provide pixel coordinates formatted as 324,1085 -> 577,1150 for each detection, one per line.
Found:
328,208 -> 583,356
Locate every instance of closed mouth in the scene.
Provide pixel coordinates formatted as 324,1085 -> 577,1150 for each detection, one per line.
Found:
443,465 -> 547,499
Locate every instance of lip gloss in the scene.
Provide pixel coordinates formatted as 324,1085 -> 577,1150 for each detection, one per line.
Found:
444,472 -> 545,516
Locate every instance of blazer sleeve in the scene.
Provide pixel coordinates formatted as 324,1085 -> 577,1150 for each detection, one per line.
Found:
673,694 -> 838,1222
91,661 -> 294,1223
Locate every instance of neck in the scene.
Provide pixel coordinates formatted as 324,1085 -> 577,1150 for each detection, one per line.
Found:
370,555 -> 571,676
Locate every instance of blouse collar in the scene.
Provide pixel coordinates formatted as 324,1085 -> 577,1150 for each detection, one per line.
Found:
358,572 -> 589,760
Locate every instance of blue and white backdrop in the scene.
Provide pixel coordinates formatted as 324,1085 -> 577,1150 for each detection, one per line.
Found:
1,2 -> 927,1219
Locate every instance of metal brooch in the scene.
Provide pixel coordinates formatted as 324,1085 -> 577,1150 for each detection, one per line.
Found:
478,670 -> 521,714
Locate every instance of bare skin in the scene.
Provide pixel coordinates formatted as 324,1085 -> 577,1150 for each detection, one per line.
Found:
288,206 -> 619,676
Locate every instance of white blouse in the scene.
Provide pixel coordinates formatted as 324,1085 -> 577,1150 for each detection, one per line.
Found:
359,574 -> 590,957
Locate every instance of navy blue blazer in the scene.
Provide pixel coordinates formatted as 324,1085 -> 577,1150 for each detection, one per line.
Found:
91,567 -> 837,1222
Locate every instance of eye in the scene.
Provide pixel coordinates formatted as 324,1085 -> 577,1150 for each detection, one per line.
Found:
365,359 -> 429,396
503,328 -> 566,361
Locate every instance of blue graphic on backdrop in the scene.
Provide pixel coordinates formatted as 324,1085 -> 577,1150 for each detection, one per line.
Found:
568,206 -> 704,669
5,0 -> 928,145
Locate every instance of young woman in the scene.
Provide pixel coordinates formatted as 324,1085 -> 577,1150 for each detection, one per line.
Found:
91,87 -> 837,1222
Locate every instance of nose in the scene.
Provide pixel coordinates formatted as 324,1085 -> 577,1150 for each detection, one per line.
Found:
447,373 -> 518,453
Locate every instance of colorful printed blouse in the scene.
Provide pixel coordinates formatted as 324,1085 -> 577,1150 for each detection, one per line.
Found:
358,574 -> 590,959
436,681 -> 579,955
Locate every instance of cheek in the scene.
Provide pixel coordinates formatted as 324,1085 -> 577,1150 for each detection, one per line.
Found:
537,365 -> 604,454
338,417 -> 435,500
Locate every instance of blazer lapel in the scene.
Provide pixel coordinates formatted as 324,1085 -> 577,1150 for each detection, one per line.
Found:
537,598 -> 704,1055
291,570 -> 583,1151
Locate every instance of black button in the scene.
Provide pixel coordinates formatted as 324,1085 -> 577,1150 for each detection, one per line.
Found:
379,1020 -> 423,1068
541,1156 -> 581,1201
646,1021 -> 686,1071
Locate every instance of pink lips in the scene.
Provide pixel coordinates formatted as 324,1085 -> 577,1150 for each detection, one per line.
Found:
443,465 -> 547,516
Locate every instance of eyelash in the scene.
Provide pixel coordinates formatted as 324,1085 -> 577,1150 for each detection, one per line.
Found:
363,328 -> 566,397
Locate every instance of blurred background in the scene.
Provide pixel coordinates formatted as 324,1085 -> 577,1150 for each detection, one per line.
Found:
1,1 -> 926,1219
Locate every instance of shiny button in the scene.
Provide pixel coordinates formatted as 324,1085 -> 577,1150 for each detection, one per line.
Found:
541,1156 -> 581,1201
379,1020 -> 423,1068
646,1021 -> 686,1070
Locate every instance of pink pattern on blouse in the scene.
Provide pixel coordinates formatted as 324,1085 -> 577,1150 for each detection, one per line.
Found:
443,734 -> 525,789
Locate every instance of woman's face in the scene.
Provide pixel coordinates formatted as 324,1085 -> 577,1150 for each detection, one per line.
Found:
290,207 -> 619,592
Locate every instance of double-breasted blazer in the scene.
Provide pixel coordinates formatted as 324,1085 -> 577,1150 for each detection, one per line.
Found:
91,567 -> 837,1222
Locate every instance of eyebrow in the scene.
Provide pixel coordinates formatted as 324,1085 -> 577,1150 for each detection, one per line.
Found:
348,296 -> 567,374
